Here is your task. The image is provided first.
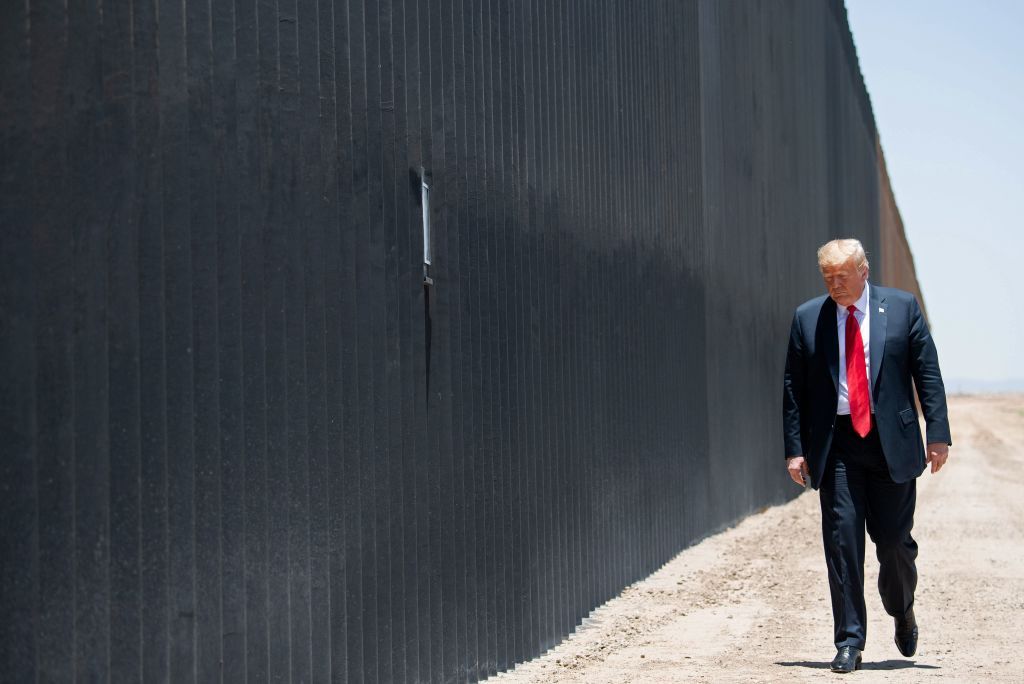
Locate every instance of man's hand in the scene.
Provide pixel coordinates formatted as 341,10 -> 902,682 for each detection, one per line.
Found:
926,442 -> 949,473
786,455 -> 809,487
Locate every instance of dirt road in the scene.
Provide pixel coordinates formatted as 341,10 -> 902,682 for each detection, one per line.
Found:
490,395 -> 1024,683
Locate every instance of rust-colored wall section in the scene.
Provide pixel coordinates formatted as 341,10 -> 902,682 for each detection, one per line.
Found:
877,135 -> 929,321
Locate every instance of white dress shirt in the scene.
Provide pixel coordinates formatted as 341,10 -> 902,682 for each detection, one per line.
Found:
836,282 -> 872,415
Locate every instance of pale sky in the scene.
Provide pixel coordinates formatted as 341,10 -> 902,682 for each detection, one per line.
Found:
845,1 -> 1023,386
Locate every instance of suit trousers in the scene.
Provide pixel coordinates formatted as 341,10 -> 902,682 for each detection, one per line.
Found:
819,415 -> 918,650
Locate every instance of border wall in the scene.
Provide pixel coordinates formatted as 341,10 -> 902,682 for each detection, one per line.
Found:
1,1 -> 922,681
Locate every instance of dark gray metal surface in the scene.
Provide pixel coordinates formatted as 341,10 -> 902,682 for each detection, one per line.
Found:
1,1 -> 885,681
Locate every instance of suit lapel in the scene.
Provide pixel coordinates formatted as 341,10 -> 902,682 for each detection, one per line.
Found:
869,284 -> 887,394
817,298 -> 839,391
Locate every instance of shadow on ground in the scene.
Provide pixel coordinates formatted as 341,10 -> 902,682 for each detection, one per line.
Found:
776,660 -> 940,671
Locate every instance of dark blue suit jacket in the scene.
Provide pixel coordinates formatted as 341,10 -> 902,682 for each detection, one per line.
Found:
783,284 -> 952,489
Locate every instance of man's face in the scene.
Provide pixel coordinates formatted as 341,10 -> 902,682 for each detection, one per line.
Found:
821,259 -> 868,308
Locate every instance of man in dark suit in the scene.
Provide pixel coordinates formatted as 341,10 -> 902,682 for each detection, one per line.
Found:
782,238 -> 951,673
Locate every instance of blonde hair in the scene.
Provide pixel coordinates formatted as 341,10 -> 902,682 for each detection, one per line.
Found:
817,238 -> 869,273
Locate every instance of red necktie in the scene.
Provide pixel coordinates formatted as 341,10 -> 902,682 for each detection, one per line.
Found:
845,305 -> 871,437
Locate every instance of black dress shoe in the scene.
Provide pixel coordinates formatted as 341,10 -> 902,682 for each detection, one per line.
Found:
894,608 -> 918,657
830,646 -> 862,673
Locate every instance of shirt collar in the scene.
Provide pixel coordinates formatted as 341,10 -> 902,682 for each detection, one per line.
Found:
855,281 -> 870,314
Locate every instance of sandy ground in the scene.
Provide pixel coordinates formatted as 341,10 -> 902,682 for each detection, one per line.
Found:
489,395 -> 1024,683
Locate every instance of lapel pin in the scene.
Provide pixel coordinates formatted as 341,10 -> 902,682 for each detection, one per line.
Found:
878,307 -> 885,313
